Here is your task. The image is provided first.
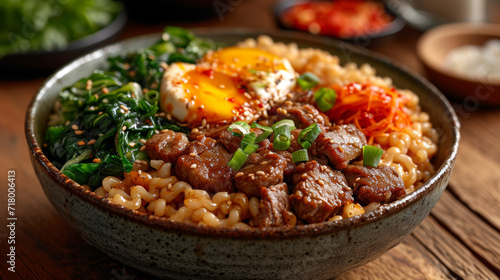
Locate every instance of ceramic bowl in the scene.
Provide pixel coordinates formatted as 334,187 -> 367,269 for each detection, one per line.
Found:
417,23 -> 500,106
26,28 -> 460,280
0,9 -> 127,78
274,0 -> 405,44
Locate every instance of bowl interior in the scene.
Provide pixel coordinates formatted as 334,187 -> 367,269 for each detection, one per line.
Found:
27,28 -> 460,238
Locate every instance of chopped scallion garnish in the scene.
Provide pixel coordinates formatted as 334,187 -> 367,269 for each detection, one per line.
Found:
362,145 -> 384,167
228,148 -> 250,171
243,143 -> 259,155
297,123 -> 321,149
297,72 -> 320,90
228,121 -> 251,137
241,132 -> 256,150
271,119 -> 295,130
314,88 -> 337,112
251,122 -> 273,143
273,125 -> 292,150
292,149 -> 309,163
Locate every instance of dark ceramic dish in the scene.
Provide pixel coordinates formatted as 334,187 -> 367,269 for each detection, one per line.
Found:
0,9 -> 127,78
26,28 -> 459,280
274,0 -> 405,44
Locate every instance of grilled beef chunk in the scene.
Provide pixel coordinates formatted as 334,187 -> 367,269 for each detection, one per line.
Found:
271,103 -> 332,129
291,161 -> 353,223
251,183 -> 291,227
187,135 -> 217,155
235,150 -> 287,197
275,150 -> 295,182
310,124 -> 366,170
175,144 -> 236,193
343,165 -> 406,204
145,130 -> 189,164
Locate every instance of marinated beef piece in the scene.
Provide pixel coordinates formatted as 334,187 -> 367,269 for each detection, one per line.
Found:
175,144 -> 236,193
145,130 -> 189,164
343,165 -> 406,204
188,124 -> 230,141
251,183 -> 291,227
271,103 -> 332,129
234,150 -> 287,197
310,124 -> 366,170
291,161 -> 353,223
187,135 -> 217,155
275,150 -> 295,182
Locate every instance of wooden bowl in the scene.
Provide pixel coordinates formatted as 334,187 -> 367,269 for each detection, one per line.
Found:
416,23 -> 500,106
26,29 -> 460,280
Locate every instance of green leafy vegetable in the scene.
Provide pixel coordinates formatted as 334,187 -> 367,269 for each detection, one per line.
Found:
0,0 -> 121,58
45,26 -> 217,188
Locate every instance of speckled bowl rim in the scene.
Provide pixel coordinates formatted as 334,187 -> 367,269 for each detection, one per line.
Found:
26,28 -> 460,239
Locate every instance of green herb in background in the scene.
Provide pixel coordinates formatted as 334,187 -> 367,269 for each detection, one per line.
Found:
0,0 -> 121,58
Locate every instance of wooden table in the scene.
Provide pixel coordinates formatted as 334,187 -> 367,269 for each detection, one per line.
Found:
1,0 -> 499,279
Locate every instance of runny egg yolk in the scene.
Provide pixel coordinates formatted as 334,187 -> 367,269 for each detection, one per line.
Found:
180,67 -> 251,125
203,47 -> 291,76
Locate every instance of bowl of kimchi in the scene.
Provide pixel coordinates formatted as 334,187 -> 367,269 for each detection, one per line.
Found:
26,27 -> 459,280
275,0 -> 405,43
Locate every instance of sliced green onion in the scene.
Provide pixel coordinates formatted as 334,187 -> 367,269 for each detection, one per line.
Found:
251,122 -> 273,143
298,123 -> 322,149
363,145 -> 384,168
243,143 -> 259,155
273,125 -> 292,150
297,72 -> 320,90
314,88 -> 337,112
228,121 -> 250,137
271,119 -> 295,130
292,149 -> 309,163
228,148 -> 249,171
241,132 -> 256,150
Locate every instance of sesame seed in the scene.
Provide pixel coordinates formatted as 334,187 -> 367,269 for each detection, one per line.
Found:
330,139 -> 335,144
77,141 -> 86,146
285,101 -> 293,106
235,172 -> 244,178
201,118 -> 207,127
256,171 -> 265,176
160,62 -> 168,70
93,158 -> 101,163
317,179 -> 325,186
65,121 -> 70,126
261,161 -> 268,165
338,146 -> 344,152
178,97 -> 188,103
98,111 -> 103,115
94,94 -> 99,100
166,114 -> 172,121
138,169 -> 142,175
141,160 -> 148,166
134,159 -> 141,163
86,79 -> 92,90
102,87 -> 109,94
148,54 -> 156,60
161,129 -> 170,133
140,145 -> 146,151
123,63 -> 130,70
71,124 -> 79,130
87,139 -> 96,145
189,152 -> 197,157
139,139 -> 147,144
231,110 -> 236,114
129,142 -> 136,147
122,126 -> 127,131
190,164 -> 197,169
120,105 -> 128,112
129,70 -> 136,78
301,173 -> 308,180
191,128 -> 199,134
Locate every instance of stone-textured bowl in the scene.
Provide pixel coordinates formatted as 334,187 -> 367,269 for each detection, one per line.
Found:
26,28 -> 460,280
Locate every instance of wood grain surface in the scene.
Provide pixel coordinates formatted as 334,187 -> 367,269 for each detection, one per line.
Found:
1,0 -> 499,279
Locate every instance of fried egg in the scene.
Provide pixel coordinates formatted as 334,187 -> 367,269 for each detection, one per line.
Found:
160,47 -> 296,127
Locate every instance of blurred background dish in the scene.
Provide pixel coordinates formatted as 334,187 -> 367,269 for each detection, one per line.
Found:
0,0 -> 126,78
387,0 -> 500,30
416,22 -> 500,106
274,0 -> 405,43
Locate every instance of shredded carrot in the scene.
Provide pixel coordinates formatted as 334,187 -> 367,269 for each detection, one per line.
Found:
326,83 -> 412,144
